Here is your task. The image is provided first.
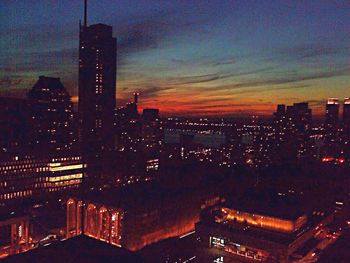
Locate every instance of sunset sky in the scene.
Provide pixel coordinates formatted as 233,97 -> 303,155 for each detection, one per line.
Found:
1,0 -> 350,116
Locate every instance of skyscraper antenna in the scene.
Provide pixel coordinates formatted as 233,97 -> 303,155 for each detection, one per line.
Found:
84,0 -> 88,27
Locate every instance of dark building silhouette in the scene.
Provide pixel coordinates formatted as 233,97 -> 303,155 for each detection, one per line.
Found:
141,108 -> 161,149
323,98 -> 340,158
115,93 -> 140,151
27,76 -> 75,153
78,1 -> 117,186
0,97 -> 29,153
343,98 -> 350,137
325,98 -> 339,136
273,102 -> 311,162
341,98 -> 350,160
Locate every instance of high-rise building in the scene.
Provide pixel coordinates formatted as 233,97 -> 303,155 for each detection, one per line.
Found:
273,102 -> 312,162
325,98 -> 339,136
323,98 -> 340,157
343,98 -> 350,136
341,98 -> 350,160
141,108 -> 161,149
78,1 -> 117,185
27,76 -> 76,153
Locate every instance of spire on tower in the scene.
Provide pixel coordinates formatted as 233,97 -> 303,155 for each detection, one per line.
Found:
134,92 -> 139,105
84,0 -> 88,27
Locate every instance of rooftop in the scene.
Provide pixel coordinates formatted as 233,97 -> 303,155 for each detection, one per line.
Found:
2,235 -> 143,263
224,191 -> 305,221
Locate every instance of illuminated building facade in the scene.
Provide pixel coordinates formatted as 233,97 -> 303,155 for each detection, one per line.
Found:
66,198 -> 124,247
27,76 -> 76,153
0,154 -> 84,202
66,186 -> 212,251
66,198 -> 123,246
78,1 -> 117,185
196,203 -> 333,262
0,214 -> 30,259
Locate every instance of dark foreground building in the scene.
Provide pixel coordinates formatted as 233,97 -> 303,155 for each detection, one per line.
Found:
65,184 -> 210,251
2,235 -> 141,263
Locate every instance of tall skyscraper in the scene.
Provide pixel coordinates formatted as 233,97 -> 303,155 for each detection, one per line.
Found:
78,1 -> 117,185
323,98 -> 340,158
142,108 -> 161,149
343,98 -> 350,136
325,98 -> 339,136
272,102 -> 312,162
342,98 -> 350,160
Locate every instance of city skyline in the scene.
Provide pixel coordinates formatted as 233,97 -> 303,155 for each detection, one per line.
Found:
1,0 -> 350,116
2,2 -> 350,262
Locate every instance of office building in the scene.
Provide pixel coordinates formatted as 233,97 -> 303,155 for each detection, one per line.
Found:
325,98 -> 339,136
78,1 -> 117,185
27,76 -> 76,153
272,102 -> 312,162
0,153 -> 84,203
141,108 -> 161,149
343,98 -> 350,137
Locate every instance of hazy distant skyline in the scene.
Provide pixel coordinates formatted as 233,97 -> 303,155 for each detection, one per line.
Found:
1,0 -> 350,116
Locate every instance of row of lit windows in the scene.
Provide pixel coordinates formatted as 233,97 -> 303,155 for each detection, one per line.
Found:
0,157 -> 80,168
1,183 -> 46,193
48,184 -> 79,192
48,179 -> 82,187
0,160 -> 46,169
1,180 -> 82,194
0,190 -> 33,200
52,156 -> 81,162
48,173 -> 83,182
0,167 -> 50,174
0,184 -> 82,200
0,177 -> 46,187
48,164 -> 84,172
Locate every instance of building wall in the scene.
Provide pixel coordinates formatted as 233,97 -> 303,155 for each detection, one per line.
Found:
220,207 -> 307,233
0,155 -> 84,202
